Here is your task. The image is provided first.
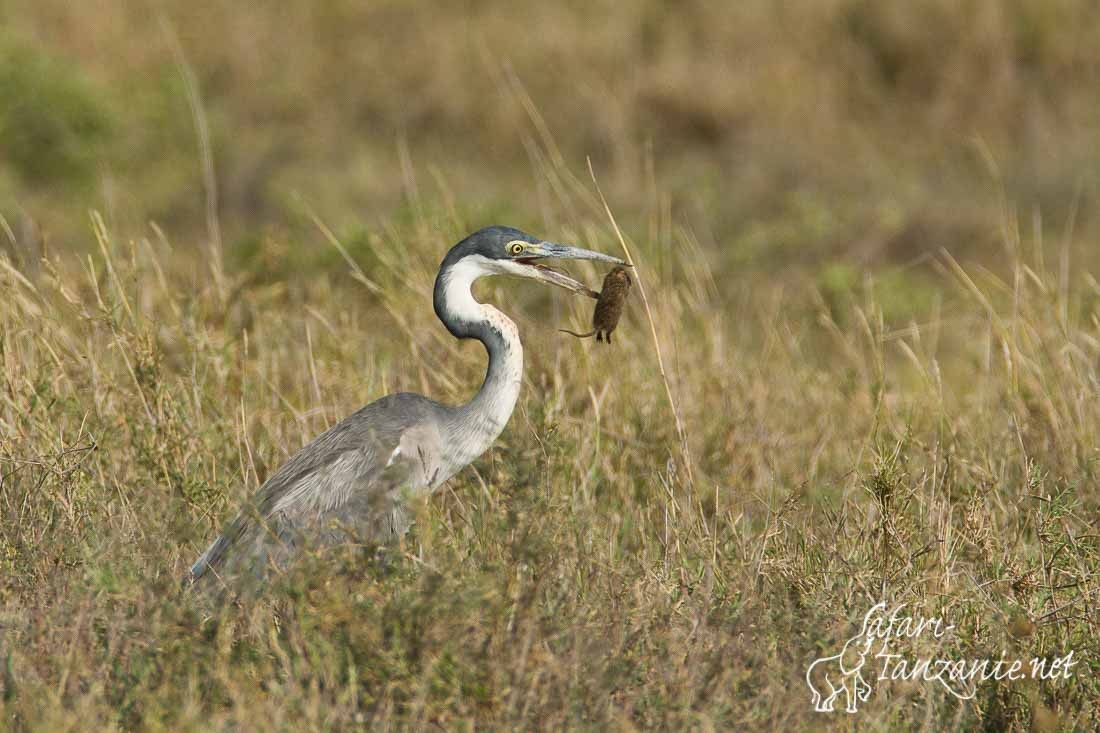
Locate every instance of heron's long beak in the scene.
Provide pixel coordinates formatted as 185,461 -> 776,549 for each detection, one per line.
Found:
515,241 -> 630,299
528,241 -> 628,266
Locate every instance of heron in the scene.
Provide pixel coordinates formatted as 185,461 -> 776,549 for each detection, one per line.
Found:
187,225 -> 627,594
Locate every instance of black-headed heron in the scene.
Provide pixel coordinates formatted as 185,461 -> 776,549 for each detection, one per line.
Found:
188,226 -> 626,595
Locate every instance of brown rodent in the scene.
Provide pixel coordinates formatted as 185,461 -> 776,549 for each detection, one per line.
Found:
559,266 -> 632,343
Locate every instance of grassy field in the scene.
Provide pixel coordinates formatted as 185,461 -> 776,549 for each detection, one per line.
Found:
2,1 -> 1100,730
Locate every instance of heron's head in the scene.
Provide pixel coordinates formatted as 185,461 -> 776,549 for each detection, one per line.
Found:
439,225 -> 628,297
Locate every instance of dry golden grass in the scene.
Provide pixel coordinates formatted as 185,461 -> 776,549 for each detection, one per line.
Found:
5,0 -> 1100,259
2,1 -> 1100,730
2,153 -> 1099,728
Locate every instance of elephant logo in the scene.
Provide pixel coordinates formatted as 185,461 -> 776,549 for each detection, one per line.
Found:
806,633 -> 874,713
807,601 -> 1076,712
806,603 -> 885,713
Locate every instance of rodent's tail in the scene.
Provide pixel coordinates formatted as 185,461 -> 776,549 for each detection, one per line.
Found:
558,328 -> 595,339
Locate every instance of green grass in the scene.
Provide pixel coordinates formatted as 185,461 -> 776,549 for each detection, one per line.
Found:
0,34 -> 112,188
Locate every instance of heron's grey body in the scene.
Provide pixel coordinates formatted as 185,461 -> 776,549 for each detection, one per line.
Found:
188,226 -> 623,595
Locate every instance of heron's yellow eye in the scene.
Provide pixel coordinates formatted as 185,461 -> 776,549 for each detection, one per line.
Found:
509,242 -> 526,256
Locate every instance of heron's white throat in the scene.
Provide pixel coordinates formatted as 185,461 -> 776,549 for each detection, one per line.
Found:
436,255 -> 526,483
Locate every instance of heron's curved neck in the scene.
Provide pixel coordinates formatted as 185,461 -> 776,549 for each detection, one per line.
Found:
458,307 -> 523,426
434,259 -> 524,466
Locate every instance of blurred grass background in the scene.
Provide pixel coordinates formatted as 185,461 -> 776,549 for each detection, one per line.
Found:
2,1 -> 1100,730
3,0 -> 1099,271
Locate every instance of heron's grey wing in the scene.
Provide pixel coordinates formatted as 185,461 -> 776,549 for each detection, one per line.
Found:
306,421 -> 445,541
189,393 -> 443,592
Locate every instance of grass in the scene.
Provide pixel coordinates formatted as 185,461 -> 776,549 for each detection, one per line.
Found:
5,0 -> 1100,258
2,1 -> 1100,729
1,161 -> 1098,728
